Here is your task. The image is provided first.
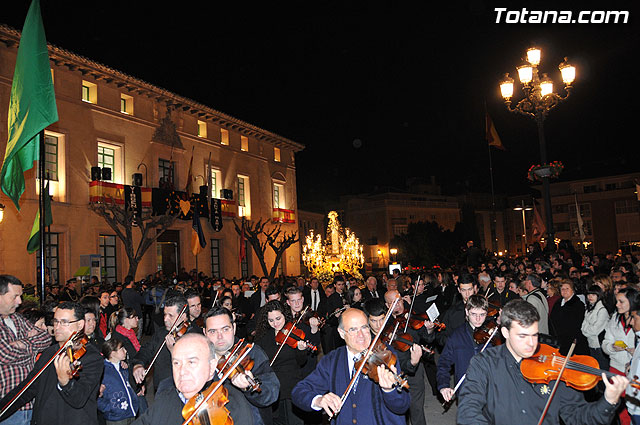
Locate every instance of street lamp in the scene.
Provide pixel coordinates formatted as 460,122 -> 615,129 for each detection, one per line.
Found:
513,201 -> 533,255
500,47 -> 575,249
390,248 -> 398,263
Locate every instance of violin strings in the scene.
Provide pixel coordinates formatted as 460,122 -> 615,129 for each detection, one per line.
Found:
550,356 -> 615,379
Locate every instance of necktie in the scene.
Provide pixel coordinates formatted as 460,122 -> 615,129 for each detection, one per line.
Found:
312,290 -> 317,310
351,355 -> 361,394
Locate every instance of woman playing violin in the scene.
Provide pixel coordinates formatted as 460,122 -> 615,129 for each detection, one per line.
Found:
254,300 -> 308,425
457,299 -> 628,425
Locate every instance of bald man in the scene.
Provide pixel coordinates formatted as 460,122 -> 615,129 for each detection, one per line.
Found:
132,333 -> 255,424
292,308 -> 410,425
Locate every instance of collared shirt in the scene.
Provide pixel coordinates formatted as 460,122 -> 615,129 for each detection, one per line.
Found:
458,344 -> 618,425
0,313 -> 51,410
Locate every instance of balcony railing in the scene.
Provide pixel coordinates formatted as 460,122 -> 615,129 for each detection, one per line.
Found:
272,208 -> 295,223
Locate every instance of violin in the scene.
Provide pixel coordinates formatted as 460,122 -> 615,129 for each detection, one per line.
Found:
395,312 -> 446,332
275,322 -> 317,352
172,319 -> 191,340
181,342 -> 257,425
354,339 -> 409,391
380,324 -> 435,355
301,310 -> 326,329
181,380 -> 233,425
66,332 -> 90,378
521,343 -> 640,392
217,339 -> 261,393
0,331 -> 88,418
472,321 -> 502,346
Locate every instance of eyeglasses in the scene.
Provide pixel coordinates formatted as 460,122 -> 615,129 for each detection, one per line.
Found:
52,319 -> 81,327
344,325 -> 370,335
206,326 -> 233,336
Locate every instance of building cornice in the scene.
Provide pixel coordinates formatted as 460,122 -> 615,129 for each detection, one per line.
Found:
0,24 -> 305,153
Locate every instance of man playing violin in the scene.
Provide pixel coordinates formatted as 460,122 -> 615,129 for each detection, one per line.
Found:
457,299 -> 628,425
204,306 -> 279,424
438,294 -> 489,403
132,333 -> 255,424
365,298 -> 426,425
285,287 -> 321,375
0,302 -> 104,425
132,295 -> 196,393
291,308 -> 410,425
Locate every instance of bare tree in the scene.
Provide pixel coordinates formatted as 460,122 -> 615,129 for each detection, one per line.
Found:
89,200 -> 178,278
233,218 -> 299,280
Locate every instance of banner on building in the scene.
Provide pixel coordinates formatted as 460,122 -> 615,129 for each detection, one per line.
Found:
211,198 -> 223,232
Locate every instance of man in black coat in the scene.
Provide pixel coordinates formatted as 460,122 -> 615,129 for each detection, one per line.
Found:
0,302 -> 103,425
303,277 -> 327,312
437,274 -> 477,347
132,333 -> 258,424
248,277 -> 271,317
132,294 -> 196,392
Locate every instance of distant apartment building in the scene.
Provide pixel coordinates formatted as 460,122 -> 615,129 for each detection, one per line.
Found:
541,172 -> 640,254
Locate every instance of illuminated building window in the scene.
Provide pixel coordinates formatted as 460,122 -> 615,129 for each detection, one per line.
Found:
274,147 -> 281,162
97,142 -> 123,184
273,183 -> 285,209
82,80 -> 97,103
120,94 -> 133,114
197,120 -> 207,138
241,136 -> 248,152
237,175 -> 251,217
221,128 -> 229,145
210,167 -> 221,198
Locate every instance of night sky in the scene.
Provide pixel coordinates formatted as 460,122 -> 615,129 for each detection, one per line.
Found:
3,1 -> 640,209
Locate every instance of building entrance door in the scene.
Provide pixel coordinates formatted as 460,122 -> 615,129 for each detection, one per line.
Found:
157,230 -> 180,277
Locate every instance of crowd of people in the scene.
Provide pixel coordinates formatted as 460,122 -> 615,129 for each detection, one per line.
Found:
1,243 -> 640,424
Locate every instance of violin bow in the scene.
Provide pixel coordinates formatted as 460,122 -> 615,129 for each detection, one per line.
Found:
329,293 -> 401,421
404,275 -> 421,333
180,343 -> 254,425
0,331 -> 79,418
442,325 -> 499,413
536,340 -> 576,425
270,306 -> 309,367
142,303 -> 189,381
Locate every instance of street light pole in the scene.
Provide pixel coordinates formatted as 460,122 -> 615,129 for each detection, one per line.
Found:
514,200 -> 533,255
499,48 -> 575,251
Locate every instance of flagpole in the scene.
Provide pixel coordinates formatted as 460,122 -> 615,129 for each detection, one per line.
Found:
487,118 -> 497,254
38,130 -> 46,305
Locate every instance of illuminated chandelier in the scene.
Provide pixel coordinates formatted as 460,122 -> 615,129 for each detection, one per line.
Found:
302,211 -> 364,282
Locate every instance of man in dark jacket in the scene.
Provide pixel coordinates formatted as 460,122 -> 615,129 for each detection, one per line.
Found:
437,295 -> 488,402
438,274 -> 477,347
132,333 -> 257,424
0,302 -> 103,425
132,295 -> 194,393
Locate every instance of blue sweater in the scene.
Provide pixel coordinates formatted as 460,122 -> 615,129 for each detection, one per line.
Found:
98,360 -> 139,421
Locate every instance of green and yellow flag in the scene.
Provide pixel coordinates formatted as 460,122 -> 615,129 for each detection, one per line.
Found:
0,0 -> 58,210
27,181 -> 52,254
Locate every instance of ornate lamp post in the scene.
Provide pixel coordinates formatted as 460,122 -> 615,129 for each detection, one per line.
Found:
499,47 -> 576,248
